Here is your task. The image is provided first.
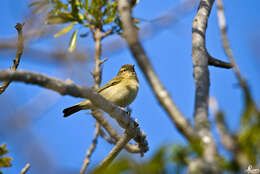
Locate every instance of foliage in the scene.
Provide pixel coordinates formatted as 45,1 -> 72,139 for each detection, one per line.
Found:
30,0 -> 139,52
0,143 -> 12,174
238,95 -> 260,165
93,146 -> 168,174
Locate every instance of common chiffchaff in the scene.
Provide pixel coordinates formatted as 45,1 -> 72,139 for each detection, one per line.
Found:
63,64 -> 139,117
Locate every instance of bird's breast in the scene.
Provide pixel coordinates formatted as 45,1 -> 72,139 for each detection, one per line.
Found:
100,78 -> 139,107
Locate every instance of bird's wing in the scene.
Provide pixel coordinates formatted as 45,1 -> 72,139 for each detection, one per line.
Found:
97,77 -> 121,93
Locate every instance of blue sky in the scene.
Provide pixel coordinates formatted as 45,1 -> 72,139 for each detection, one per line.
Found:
0,0 -> 260,173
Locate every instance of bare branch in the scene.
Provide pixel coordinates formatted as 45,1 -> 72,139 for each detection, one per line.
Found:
214,111 -> 250,168
118,0 -> 197,142
80,123 -> 100,174
0,23 -> 24,94
215,0 -> 255,168
92,28 -> 103,89
101,29 -> 114,40
208,55 -> 233,69
216,0 -> 253,101
80,24 -> 104,174
93,131 -> 133,172
214,112 -> 236,151
191,0 -> 218,171
99,128 -> 116,144
91,110 -> 142,153
0,70 -> 148,154
209,97 -> 234,150
20,163 -> 30,174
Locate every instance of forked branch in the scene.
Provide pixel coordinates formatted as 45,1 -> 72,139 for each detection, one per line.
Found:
0,22 -> 24,94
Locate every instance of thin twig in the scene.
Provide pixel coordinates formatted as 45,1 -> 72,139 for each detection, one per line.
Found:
91,109 -> 141,153
101,29 -> 114,40
20,163 -> 30,174
93,131 -> 133,173
208,55 -> 233,69
80,123 -> 101,174
214,111 -> 249,168
0,22 -> 24,94
80,25 -> 103,174
214,112 -> 236,151
92,28 -> 103,90
118,0 -> 197,142
99,128 -> 116,144
209,97 -> 235,150
215,0 -> 255,169
216,0 -> 253,101
191,0 -> 218,172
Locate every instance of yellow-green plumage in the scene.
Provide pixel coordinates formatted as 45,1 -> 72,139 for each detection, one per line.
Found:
63,64 -> 139,117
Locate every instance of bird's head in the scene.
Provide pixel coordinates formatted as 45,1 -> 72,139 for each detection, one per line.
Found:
117,64 -> 137,79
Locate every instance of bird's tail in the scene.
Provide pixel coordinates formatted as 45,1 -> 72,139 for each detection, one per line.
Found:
63,105 -> 82,117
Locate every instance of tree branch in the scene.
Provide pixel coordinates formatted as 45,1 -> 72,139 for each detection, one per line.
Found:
101,29 -> 114,40
118,0 -> 197,143
80,23 -> 104,174
92,28 -> 103,90
216,0 -> 253,101
191,0 -> 218,171
208,55 -> 233,69
99,128 -> 116,144
0,70 -> 148,154
20,163 -> 30,174
215,0 -> 255,169
93,131 -> 133,172
91,110 -> 141,153
80,123 -> 100,174
214,111 -> 249,168
0,23 -> 24,94
214,112 -> 236,151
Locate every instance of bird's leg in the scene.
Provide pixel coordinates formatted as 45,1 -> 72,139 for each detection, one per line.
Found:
118,107 -> 131,116
126,107 -> 132,116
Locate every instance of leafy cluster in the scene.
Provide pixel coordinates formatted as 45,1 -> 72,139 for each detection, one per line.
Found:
0,143 -> 12,174
238,96 -> 260,165
30,0 -> 139,52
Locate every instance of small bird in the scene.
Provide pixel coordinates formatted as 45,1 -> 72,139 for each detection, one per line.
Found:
63,64 -> 139,117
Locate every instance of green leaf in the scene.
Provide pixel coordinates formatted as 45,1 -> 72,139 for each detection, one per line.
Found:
133,18 -> 141,23
78,13 -> 85,21
103,16 -> 115,24
89,0 -> 106,23
0,143 -> 12,168
145,147 -> 166,173
0,144 -> 8,156
0,157 -> 12,168
45,12 -> 74,24
55,1 -> 68,10
69,0 -> 80,17
103,1 -> 117,25
84,0 -> 89,10
68,29 -> 78,52
94,158 -> 131,174
45,15 -> 69,24
54,22 -> 76,38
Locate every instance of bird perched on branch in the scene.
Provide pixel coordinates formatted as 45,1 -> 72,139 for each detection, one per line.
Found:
63,64 -> 139,117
